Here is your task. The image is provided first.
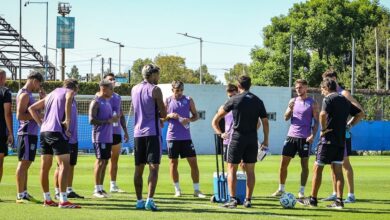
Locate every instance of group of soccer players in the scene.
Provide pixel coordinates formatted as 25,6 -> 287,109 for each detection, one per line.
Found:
0,65 -> 365,210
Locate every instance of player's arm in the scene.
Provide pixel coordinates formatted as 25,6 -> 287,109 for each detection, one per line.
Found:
119,103 -> 129,142
63,91 -> 75,134
341,90 -> 364,113
4,90 -> 13,145
28,98 -> 46,126
347,103 -> 365,129
188,97 -> 199,122
307,100 -> 319,144
259,100 -> 269,147
319,98 -> 332,137
212,107 -> 228,135
161,98 -> 175,122
152,87 -> 167,119
16,93 -> 33,120
89,100 -> 111,125
284,98 -> 295,121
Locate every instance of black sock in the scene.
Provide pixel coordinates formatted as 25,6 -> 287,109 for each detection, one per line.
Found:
336,197 -> 342,202
230,196 -> 237,201
245,198 -> 251,201
310,197 -> 317,202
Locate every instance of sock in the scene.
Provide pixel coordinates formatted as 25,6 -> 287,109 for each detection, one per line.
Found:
110,181 -> 116,187
348,193 -> 354,197
17,192 -> 24,199
55,188 -> 60,195
146,197 -> 153,203
332,191 -> 337,196
310,196 -> 317,201
23,190 -> 28,197
99,185 -> 104,191
278,184 -> 285,191
94,185 -> 100,192
174,182 -> 181,192
60,192 -> 68,202
299,186 -> 305,193
66,187 -> 73,193
193,183 -> 200,191
43,192 -> 51,201
245,198 -> 251,201
137,199 -> 144,203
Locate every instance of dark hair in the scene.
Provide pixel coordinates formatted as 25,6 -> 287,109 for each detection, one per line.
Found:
320,78 -> 337,92
27,71 -> 44,82
238,75 -> 251,91
104,73 -> 115,79
142,64 -> 160,79
322,69 -> 337,79
171,80 -> 184,90
226,83 -> 238,92
63,78 -> 79,90
295,79 -> 308,86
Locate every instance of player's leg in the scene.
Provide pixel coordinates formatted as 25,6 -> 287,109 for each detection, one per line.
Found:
134,137 -> 146,209
41,154 -> 54,204
273,137 -> 295,196
15,160 -> 32,203
56,154 -> 70,203
54,165 -> 60,199
298,139 -> 310,198
0,153 -> 4,183
110,134 -> 123,193
184,140 -> 205,198
168,140 -> 181,196
100,144 -> 111,196
243,163 -> 255,207
145,136 -> 161,211
343,137 -> 355,203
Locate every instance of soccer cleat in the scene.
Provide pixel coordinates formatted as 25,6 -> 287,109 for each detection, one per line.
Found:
59,201 -> 81,209
321,194 -> 337,201
67,191 -> 85,199
327,200 -> 344,209
221,198 -> 238,209
110,186 -> 125,193
298,192 -> 305,199
174,190 -> 182,197
16,197 -> 30,204
243,199 -> 252,208
193,190 -> 206,198
271,190 -> 284,197
101,190 -> 110,198
43,200 -> 59,207
26,193 -> 39,203
298,196 -> 317,207
135,200 -> 145,209
145,200 -> 158,211
93,191 -> 107,198
344,195 -> 356,203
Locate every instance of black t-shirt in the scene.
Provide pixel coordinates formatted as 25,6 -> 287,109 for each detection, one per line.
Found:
0,86 -> 12,136
321,93 -> 361,147
223,91 -> 267,134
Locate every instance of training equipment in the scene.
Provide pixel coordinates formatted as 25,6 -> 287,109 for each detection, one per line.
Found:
280,192 -> 297,209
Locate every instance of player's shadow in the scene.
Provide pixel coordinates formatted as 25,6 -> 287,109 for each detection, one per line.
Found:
356,199 -> 390,205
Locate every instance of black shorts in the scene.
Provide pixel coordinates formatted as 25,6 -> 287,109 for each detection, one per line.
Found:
41,132 -> 69,156
282,137 -> 310,158
316,143 -> 344,166
69,143 -> 78,166
17,135 -> 38,161
227,132 -> 258,164
94,143 -> 112,160
0,135 -> 8,156
167,140 -> 196,159
112,134 -> 122,145
344,136 -> 352,157
134,136 -> 161,165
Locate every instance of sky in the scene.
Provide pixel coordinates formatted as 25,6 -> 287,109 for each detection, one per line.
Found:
1,0 -> 390,83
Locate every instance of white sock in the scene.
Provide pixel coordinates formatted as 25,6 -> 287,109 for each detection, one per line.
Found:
94,185 -> 100,192
146,197 -> 153,202
278,184 -> 285,191
299,186 -> 305,193
43,192 -> 51,201
332,191 -> 337,196
137,199 -> 144,203
193,183 -> 200,191
17,192 -> 24,199
99,185 -> 104,191
60,192 -> 68,202
348,193 -> 354,197
174,182 -> 181,192
54,188 -> 60,194
66,187 -> 73,193
110,181 -> 116,187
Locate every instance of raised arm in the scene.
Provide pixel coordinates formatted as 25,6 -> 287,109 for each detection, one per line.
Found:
212,107 -> 228,135
284,98 -> 295,121
28,98 -> 46,126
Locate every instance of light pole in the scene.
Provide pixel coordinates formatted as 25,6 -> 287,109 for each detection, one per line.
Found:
100,38 -> 124,74
90,54 -> 101,76
24,1 -> 49,80
43,45 -> 58,80
177,33 -> 203,84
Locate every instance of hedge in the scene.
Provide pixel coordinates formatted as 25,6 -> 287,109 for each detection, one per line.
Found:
5,80 -> 133,96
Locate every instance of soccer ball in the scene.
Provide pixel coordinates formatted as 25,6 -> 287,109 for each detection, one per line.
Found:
280,192 -> 296,209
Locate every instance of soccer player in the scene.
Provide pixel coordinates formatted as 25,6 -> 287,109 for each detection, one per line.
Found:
89,80 -> 118,198
131,64 -> 167,211
164,80 -> 205,198
321,70 -> 364,203
15,71 -> 44,203
300,78 -> 364,209
272,79 -> 319,199
212,75 -> 269,208
103,73 -> 129,193
54,85 -> 84,199
0,69 -> 13,202
29,79 -> 81,208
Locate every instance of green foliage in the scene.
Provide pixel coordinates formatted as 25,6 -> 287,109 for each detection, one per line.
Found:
130,58 -> 153,84
224,63 -> 248,84
66,65 -> 81,80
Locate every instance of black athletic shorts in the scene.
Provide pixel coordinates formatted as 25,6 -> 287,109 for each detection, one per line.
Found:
94,143 -> 112,160
344,136 -> 352,157
112,134 -> 122,145
41,132 -> 69,155
227,131 -> 258,164
282,136 -> 310,158
167,140 -> 196,159
316,143 -> 344,166
69,143 -> 79,166
17,135 -> 38,161
0,135 -> 8,156
223,144 -> 228,162
134,135 -> 161,165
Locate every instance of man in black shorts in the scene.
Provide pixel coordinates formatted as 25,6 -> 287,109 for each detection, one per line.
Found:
300,78 -> 364,209
212,75 -> 269,208
0,69 -> 13,202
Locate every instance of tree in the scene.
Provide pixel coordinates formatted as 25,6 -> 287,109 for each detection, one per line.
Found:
66,65 -> 80,80
193,65 -> 221,84
224,63 -> 248,84
130,58 -> 153,84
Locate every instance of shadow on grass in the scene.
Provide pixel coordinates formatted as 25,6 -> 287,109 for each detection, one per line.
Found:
356,199 -> 390,205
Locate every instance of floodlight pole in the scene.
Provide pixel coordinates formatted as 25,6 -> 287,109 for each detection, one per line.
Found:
100,38 -> 124,74
177,32 -> 203,84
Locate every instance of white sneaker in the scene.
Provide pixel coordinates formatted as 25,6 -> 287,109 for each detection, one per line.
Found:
194,190 -> 206,198
93,191 -> 107,198
110,185 -> 125,193
272,190 -> 284,197
298,192 -> 305,199
174,190 -> 182,197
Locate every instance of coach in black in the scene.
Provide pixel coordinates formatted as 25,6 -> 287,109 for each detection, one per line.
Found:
212,75 -> 269,208
300,78 -> 364,209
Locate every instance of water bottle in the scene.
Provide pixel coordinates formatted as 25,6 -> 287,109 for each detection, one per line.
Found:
112,111 -> 119,127
178,117 -> 190,129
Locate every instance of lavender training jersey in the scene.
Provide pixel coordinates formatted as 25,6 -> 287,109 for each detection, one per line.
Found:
91,96 -> 113,143
166,95 -> 191,141
287,97 -> 315,138
16,88 -> 38,136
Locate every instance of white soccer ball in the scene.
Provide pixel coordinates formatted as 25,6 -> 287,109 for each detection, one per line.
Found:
279,192 -> 296,209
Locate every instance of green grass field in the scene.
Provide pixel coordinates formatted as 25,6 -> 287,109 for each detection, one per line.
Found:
0,155 -> 389,220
